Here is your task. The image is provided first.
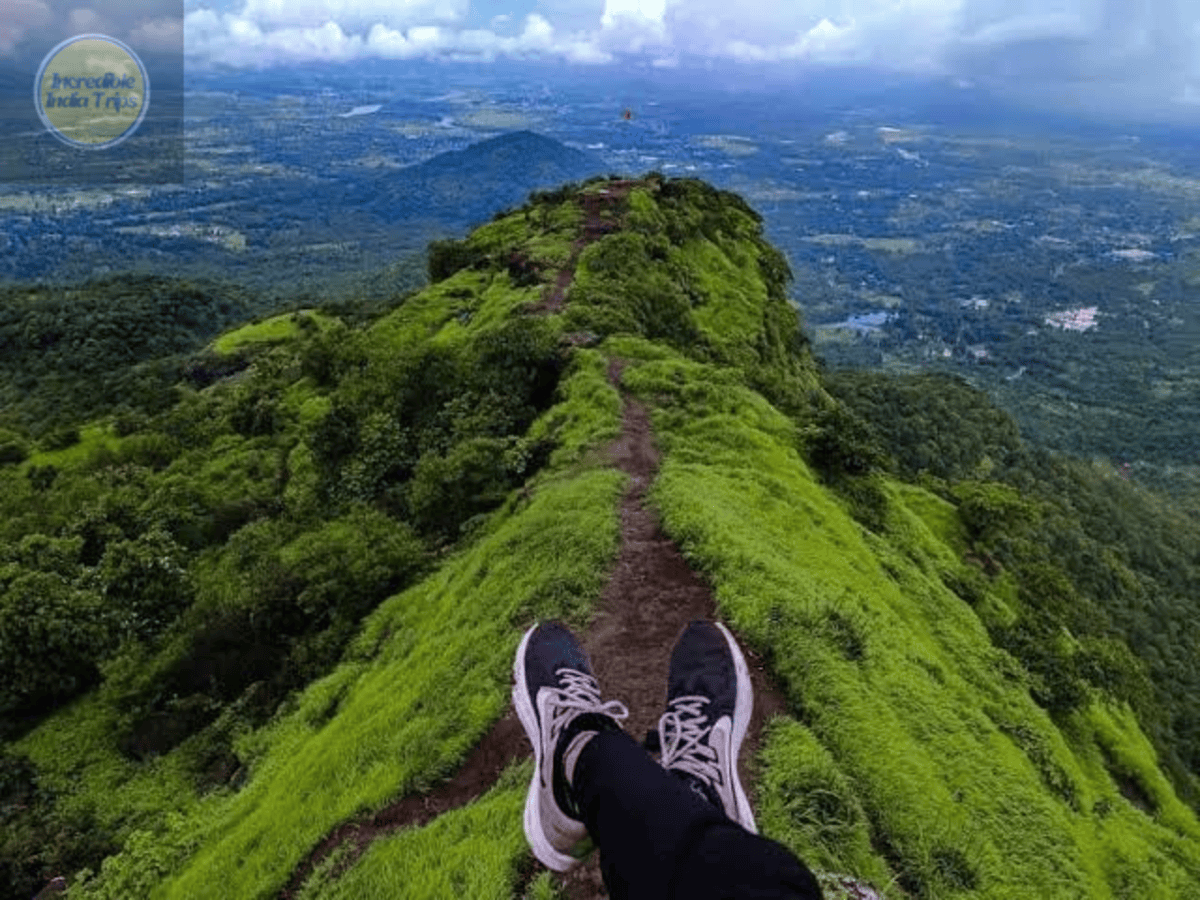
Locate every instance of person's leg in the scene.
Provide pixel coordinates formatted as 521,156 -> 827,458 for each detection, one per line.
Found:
670,821 -> 825,900
570,728 -> 823,900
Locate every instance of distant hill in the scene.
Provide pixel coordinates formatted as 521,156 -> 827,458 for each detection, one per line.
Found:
354,130 -> 606,224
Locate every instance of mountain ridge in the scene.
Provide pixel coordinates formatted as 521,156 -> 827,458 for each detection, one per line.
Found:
1,174 -> 1198,900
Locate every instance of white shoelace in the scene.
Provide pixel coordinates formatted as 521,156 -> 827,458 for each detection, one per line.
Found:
658,695 -> 722,787
546,668 -> 630,752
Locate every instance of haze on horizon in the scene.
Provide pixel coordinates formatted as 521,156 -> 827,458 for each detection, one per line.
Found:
2,0 -> 1200,126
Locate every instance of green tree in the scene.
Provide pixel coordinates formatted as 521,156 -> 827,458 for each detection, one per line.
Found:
0,571 -> 110,717
952,480 -> 1041,550
96,528 -> 192,643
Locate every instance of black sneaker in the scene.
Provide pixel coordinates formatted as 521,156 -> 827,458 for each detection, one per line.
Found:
512,620 -> 629,871
653,620 -> 757,833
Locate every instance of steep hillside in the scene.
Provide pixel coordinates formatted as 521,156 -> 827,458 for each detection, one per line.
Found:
1,175 -> 1198,900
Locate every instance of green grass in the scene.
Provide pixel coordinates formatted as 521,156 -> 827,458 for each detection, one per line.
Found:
891,482 -> 968,556
608,334 -> 1200,898
12,689 -> 204,840
297,759 -> 532,899
463,210 -> 535,256
211,310 -> 334,356
671,237 -> 769,370
23,421 -> 121,469
136,349 -> 626,898
525,347 -> 623,471
464,200 -> 580,272
363,264 -> 547,358
756,715 -> 896,891
430,271 -> 546,343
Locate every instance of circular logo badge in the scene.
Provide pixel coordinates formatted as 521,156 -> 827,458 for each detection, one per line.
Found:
34,34 -> 150,149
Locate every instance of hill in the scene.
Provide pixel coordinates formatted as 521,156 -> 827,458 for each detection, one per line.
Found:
1,174 -> 1199,899
352,130 -> 606,225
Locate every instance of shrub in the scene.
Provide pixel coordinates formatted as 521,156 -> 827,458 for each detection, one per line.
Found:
0,441 -> 27,465
1,803 -> 117,900
299,321 -> 359,387
279,505 -> 426,625
953,480 -> 1041,548
804,404 -> 891,480
70,812 -> 200,900
427,238 -> 489,283
97,527 -> 193,643
39,426 -> 80,451
0,747 -> 38,819
0,428 -> 29,465
408,437 -> 516,539
229,394 -> 279,437
116,432 -> 181,470
0,571 -> 111,719
112,409 -> 150,437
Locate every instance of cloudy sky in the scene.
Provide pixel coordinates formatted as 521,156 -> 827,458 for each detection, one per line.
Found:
3,0 -> 1199,120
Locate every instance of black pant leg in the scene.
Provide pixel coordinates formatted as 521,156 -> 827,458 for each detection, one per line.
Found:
571,729 -> 822,900
670,822 -> 824,899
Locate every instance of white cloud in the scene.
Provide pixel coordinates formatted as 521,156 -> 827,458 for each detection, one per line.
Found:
722,17 -> 862,65
597,0 -> 666,53
601,0 -> 665,28
130,16 -> 184,51
0,0 -> 51,55
176,0 -> 1200,120
653,0 -> 961,71
960,12 -> 1089,46
942,0 -> 1200,116
68,7 -> 106,33
239,0 -> 465,32
187,5 -> 613,68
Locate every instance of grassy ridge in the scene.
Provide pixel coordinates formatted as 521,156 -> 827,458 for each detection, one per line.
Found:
14,347 -> 626,898
158,467 -> 623,899
4,175 -> 1199,899
294,760 -> 533,900
608,334 -> 1200,897
211,310 -> 337,356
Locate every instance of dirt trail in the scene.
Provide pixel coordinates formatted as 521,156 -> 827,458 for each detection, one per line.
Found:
280,179 -> 791,899
556,360 -> 790,900
531,180 -> 635,313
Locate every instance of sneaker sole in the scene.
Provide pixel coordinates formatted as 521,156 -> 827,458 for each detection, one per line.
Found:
713,621 -> 757,833
512,623 -> 587,872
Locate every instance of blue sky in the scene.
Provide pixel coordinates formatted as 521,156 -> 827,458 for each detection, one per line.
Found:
3,0 -> 1200,121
